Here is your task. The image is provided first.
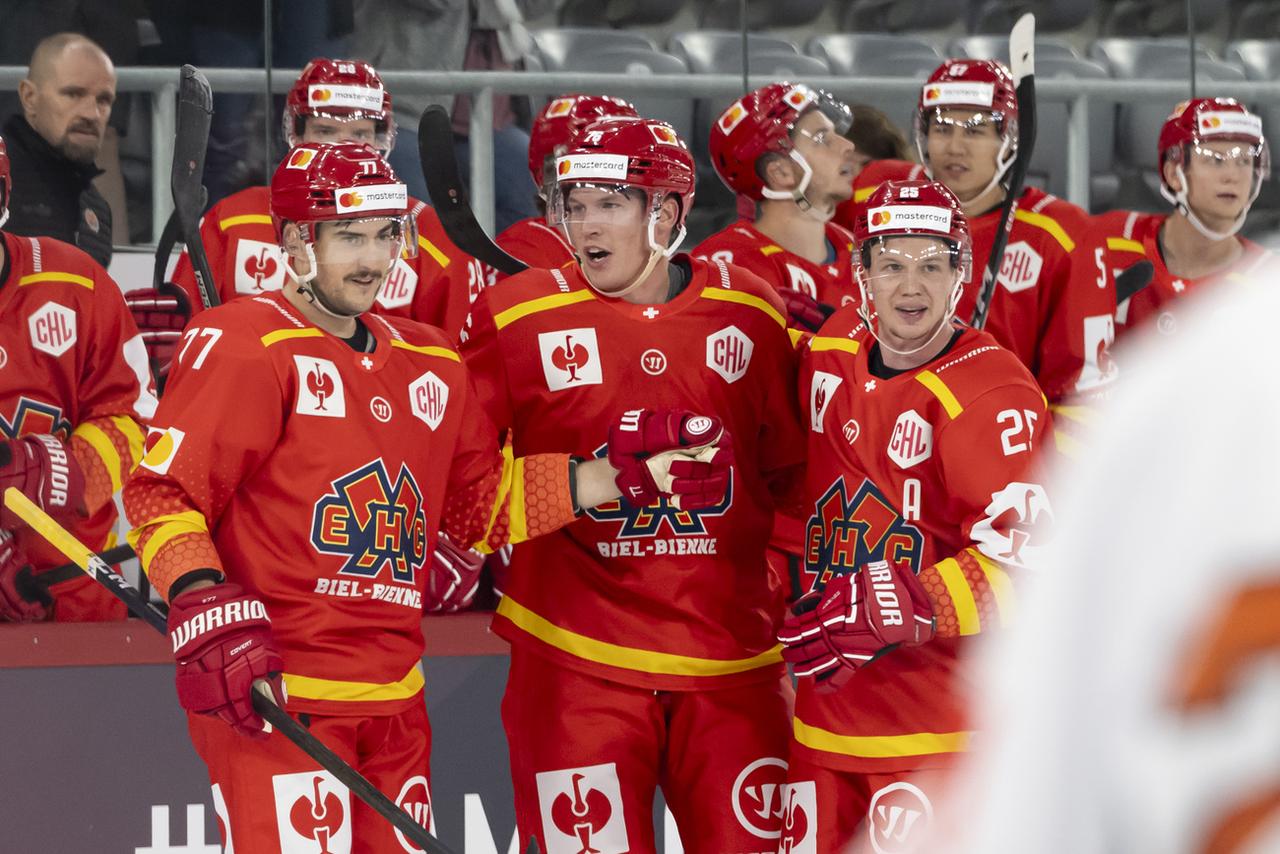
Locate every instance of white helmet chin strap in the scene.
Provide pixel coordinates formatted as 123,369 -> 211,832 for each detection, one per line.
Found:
285,242 -> 368,319
1161,164 -> 1251,241
856,267 -> 964,359
570,195 -> 687,299
921,128 -> 1017,206
761,149 -> 836,223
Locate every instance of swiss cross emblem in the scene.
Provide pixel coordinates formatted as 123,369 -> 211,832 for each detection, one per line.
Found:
996,241 -> 1043,294
376,259 -> 419,310
408,371 -> 449,430
28,301 -> 77,357
706,325 -> 753,384
887,410 -> 932,468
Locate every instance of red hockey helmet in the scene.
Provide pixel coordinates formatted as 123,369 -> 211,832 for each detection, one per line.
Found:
1157,98 -> 1269,238
854,179 -> 972,335
283,58 -> 396,154
916,59 -> 1019,185
709,81 -> 852,202
0,135 -> 9,228
527,94 -> 639,192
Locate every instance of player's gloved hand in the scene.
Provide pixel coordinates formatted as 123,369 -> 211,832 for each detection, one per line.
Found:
167,581 -> 287,739
424,531 -> 484,612
607,408 -> 734,510
778,289 -> 835,333
779,560 -> 935,692
0,434 -> 87,529
125,282 -> 193,379
0,531 -> 50,623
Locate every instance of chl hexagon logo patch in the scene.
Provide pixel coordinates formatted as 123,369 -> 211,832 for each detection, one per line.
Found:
376,258 -> 419,311
706,325 -> 753,384
887,410 -> 932,469
28,302 -> 77,357
408,371 -> 449,430
996,240 -> 1043,294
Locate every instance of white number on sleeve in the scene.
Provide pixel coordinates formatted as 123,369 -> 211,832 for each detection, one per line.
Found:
177,327 -> 223,370
997,408 -> 1038,456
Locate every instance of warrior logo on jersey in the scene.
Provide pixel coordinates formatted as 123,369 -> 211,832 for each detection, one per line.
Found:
803,477 -> 924,595
311,458 -> 428,584
586,443 -> 732,537
0,397 -> 72,440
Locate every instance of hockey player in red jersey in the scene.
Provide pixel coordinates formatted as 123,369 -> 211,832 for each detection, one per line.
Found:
128,58 -> 486,377
0,134 -> 156,623
777,180 -> 1053,853
1076,97 -> 1272,343
695,82 -> 861,330
122,141 -> 723,851
460,116 -> 804,852
490,93 -> 640,278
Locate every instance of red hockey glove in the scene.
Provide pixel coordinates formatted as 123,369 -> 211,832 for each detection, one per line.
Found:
607,409 -> 733,510
125,282 -> 192,379
0,531 -> 50,623
778,289 -> 835,333
167,582 -> 287,739
424,531 -> 484,612
0,434 -> 86,530
779,560 -> 935,692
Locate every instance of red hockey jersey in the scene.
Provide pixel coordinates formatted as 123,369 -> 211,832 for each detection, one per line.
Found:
172,186 -> 486,337
123,291 -> 576,716
461,256 -> 805,691
833,158 -> 927,233
0,232 -> 155,619
692,219 -> 860,311
1073,209 -> 1273,341
493,216 -> 576,281
795,311 -> 1051,773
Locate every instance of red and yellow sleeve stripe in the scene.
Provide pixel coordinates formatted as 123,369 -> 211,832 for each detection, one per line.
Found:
442,445 -> 576,554
124,481 -> 223,600
70,415 -> 147,515
918,547 -> 1016,638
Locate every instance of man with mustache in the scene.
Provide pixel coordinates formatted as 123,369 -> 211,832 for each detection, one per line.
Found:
2,32 -> 115,267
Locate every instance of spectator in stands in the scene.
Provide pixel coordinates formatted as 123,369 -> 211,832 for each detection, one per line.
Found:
3,33 -> 117,267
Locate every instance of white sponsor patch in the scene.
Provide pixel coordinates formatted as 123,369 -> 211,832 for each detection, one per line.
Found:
393,774 -> 435,851
140,426 -> 186,475
706,325 -> 754,384
271,770 -> 352,853
28,301 -> 77,357
294,356 -> 346,418
922,81 -> 996,108
539,328 -> 603,391
285,147 -> 317,169
718,100 -> 749,134
376,258 -> 419,310
555,154 -> 629,183
732,756 -> 788,839
308,83 -> 384,112
868,781 -> 933,854
996,240 -> 1043,294
810,371 -> 842,433
971,481 -> 1053,569
543,97 -> 576,118
408,371 -> 449,430
1197,110 -> 1263,139
778,781 -> 818,853
782,84 -> 817,112
536,762 -> 629,854
887,410 -> 932,468
866,205 -> 952,234
233,238 -> 288,295
333,183 -> 407,214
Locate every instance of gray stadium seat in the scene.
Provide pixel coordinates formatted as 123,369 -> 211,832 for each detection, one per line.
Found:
968,0 -> 1098,34
667,31 -> 803,73
560,49 -> 696,146
840,0 -> 968,32
1231,3 -> 1280,41
530,28 -> 656,71
946,36 -> 1081,64
700,0 -> 828,29
1088,37 -> 1216,79
1103,0 -> 1223,36
807,35 -> 942,146
560,0 -> 688,27
1224,40 -> 1280,141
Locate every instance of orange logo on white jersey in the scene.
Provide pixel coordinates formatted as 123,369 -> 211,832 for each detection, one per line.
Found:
140,426 -> 186,475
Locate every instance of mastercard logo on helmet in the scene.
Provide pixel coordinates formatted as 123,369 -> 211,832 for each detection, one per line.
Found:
866,205 -> 952,234
784,86 -> 816,111
333,183 -> 407,214
555,153 -> 629,182
1198,110 -> 1264,139
312,88 -> 333,103
308,84 -> 385,112
546,98 -> 575,118
718,101 -> 748,134
286,148 -> 316,169
338,191 -> 363,207
648,123 -> 680,146
922,81 -> 995,108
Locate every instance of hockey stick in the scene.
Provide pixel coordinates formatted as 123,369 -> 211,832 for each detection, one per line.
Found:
1115,259 -> 1155,303
171,65 -> 221,311
3,488 -> 458,854
14,543 -> 137,604
969,13 -> 1036,330
418,105 -> 528,276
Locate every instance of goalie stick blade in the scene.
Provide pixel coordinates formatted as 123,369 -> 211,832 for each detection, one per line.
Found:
418,105 -> 528,277
1115,259 -> 1155,303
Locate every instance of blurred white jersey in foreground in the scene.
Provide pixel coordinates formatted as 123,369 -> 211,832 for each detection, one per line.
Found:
933,274 -> 1280,854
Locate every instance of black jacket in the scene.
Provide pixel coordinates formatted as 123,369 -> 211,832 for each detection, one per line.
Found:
2,113 -> 112,267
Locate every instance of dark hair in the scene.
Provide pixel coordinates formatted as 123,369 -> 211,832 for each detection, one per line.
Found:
843,104 -> 912,162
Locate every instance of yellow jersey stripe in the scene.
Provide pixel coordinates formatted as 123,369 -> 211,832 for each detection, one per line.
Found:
261,328 -> 324,348
494,290 -> 595,329
971,549 -> 1015,625
284,662 -> 424,703
508,457 -> 528,543
72,423 -> 123,494
793,717 -> 971,758
476,444 -> 517,555
497,596 -> 784,676
760,245 -> 784,256
810,336 -> 860,355
935,557 -> 981,636
389,340 -> 461,362
699,287 -> 786,328
1013,209 -> 1075,252
787,328 -> 806,348
18,272 -> 94,290
854,184 -> 879,203
218,214 -> 273,231
130,511 -> 210,571
417,235 -> 451,269
1049,403 -> 1096,426
1106,237 -> 1145,255
111,415 -> 147,468
1053,426 -> 1083,459
915,370 -> 963,419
